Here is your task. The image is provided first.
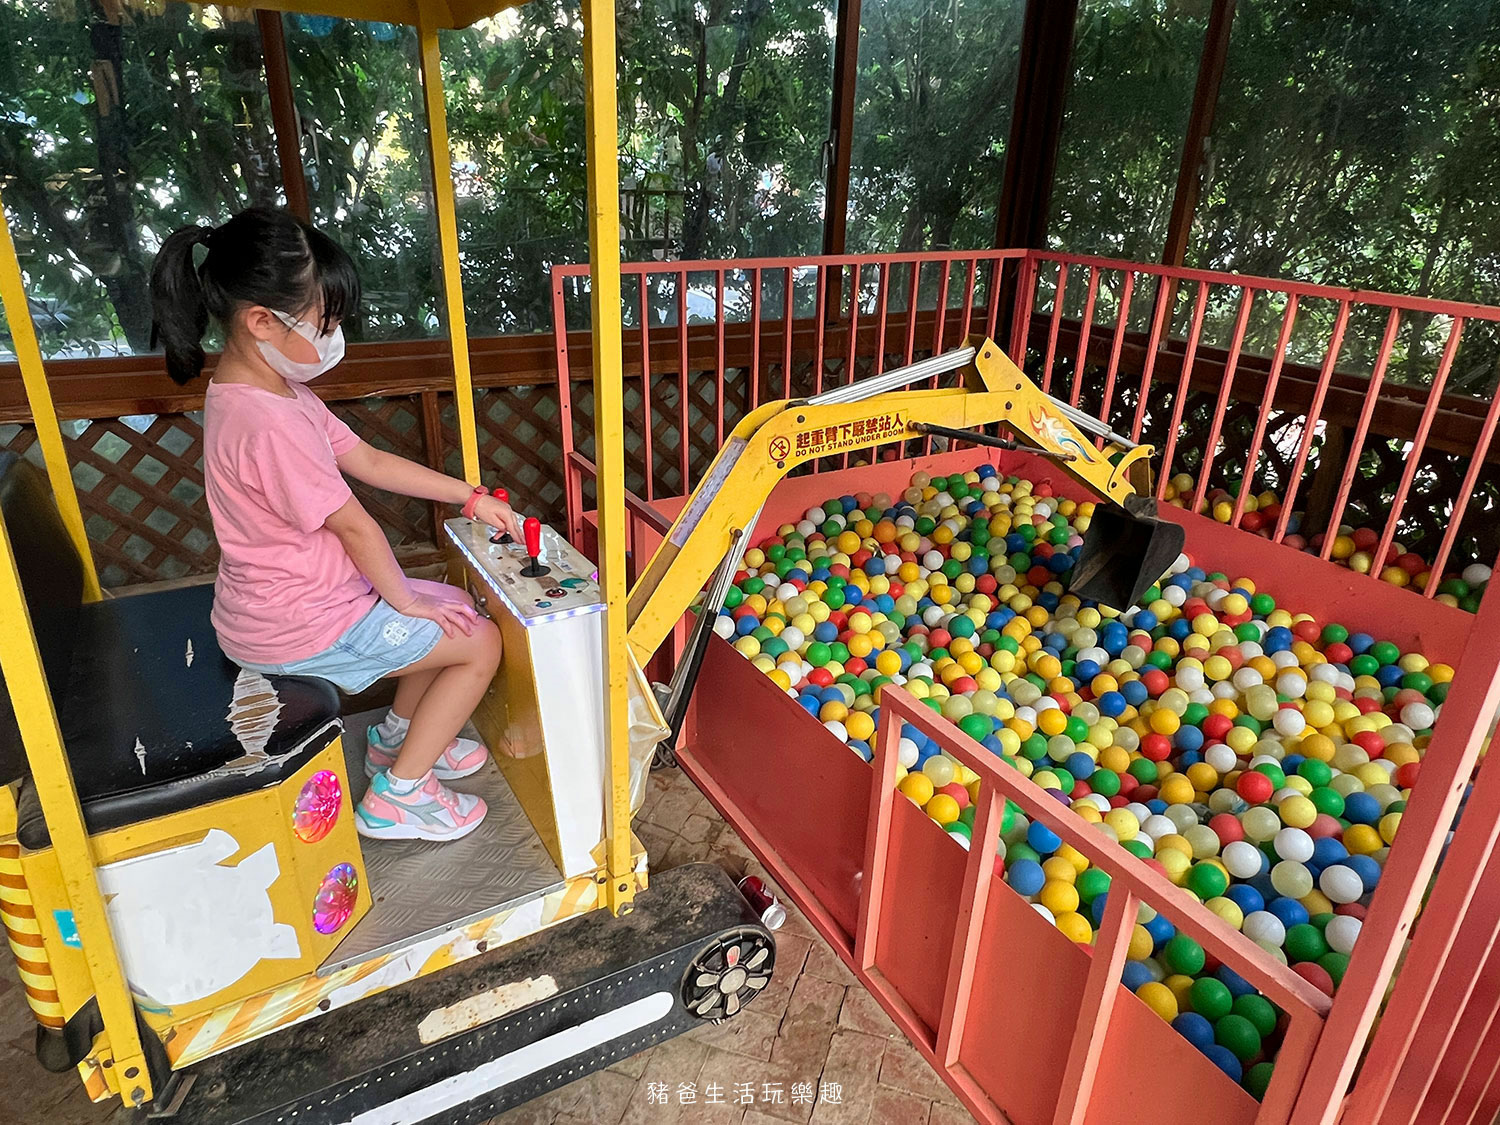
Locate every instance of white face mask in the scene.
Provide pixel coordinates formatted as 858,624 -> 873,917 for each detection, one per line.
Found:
256,309 -> 345,383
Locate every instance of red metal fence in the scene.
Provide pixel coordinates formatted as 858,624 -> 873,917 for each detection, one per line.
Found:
554,250 -> 1500,599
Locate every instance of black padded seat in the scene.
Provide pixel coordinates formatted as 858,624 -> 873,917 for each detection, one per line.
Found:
0,454 -> 341,851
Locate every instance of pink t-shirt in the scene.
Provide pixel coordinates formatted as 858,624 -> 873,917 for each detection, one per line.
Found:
204,381 -> 378,665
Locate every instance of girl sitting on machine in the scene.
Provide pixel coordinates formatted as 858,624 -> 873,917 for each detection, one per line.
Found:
150,206 -> 517,843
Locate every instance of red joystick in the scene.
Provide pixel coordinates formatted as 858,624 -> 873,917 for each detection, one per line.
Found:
520,517 -> 549,578
489,488 -> 513,544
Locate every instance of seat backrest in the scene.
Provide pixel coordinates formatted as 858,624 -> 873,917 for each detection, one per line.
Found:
0,451 -> 85,787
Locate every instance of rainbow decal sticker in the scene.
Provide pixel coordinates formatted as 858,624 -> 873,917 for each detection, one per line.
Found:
293,770 -> 343,843
313,863 -> 359,935
1028,407 -> 1095,462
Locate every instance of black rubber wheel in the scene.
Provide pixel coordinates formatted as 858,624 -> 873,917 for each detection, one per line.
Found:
681,926 -> 775,1022
35,1024 -> 71,1073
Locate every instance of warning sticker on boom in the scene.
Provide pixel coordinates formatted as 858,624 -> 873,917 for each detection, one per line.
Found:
794,412 -> 908,459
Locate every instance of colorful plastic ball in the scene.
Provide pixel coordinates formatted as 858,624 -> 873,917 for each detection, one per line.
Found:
1324,914 -> 1363,955
1215,1013 -> 1262,1062
1202,1044 -> 1243,1083
1028,820 -> 1062,854
1222,840 -> 1264,880
1244,1061 -> 1276,1099
1164,934 -> 1206,976
1138,981 -> 1179,1021
1007,859 -> 1045,897
1285,923 -> 1330,963
1233,995 -> 1279,1041
1187,863 -> 1229,901
1173,1011 -> 1216,1050
1319,864 -> 1365,904
1188,977 -> 1233,1021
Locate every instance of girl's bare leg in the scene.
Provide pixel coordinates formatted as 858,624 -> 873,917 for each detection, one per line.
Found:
385,619 -> 501,780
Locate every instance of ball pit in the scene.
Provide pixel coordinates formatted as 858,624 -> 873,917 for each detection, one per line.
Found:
1159,472 -> 1491,611
714,463 -> 1449,1100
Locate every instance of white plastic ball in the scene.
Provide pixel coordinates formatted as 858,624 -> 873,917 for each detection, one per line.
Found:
1205,744 -> 1238,774
1273,709 -> 1307,737
1463,563 -> 1492,587
897,738 -> 920,768
1400,702 -> 1436,730
1223,841 -> 1263,880
823,720 -> 849,743
1274,827 -> 1315,863
1243,911 -> 1286,947
1325,914 -> 1363,955
714,615 -> 736,639
1320,865 -> 1365,904
1271,860 -> 1314,899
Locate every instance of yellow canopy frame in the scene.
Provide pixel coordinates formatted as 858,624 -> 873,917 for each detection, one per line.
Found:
0,0 -> 635,1104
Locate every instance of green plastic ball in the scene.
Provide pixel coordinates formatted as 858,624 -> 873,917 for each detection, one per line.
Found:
1164,934 -> 1206,976
1189,977 -> 1233,1021
1233,994 -> 1279,1037
1215,1013 -> 1262,1062
1285,923 -> 1329,963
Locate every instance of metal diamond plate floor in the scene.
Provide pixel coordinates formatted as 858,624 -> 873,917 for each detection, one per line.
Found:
321,710 -> 565,975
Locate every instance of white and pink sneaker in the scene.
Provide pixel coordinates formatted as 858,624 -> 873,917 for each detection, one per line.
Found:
355,771 -> 488,841
364,726 -> 489,780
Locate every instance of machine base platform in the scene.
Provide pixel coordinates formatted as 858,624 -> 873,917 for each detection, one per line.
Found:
322,712 -> 565,974
168,863 -> 774,1125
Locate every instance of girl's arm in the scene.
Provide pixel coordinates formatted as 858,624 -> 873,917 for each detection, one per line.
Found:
336,441 -> 519,539
324,496 -> 478,637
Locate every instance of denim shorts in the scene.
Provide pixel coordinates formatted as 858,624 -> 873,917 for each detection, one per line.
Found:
236,599 -> 443,694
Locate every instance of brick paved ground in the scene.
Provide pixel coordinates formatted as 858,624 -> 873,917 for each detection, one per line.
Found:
0,765 -> 977,1125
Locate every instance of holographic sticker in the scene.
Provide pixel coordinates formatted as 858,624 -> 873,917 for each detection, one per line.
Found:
292,770 -> 343,843
313,863 -> 358,935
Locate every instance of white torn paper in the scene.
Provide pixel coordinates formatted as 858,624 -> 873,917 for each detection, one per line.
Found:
97,828 -> 300,1006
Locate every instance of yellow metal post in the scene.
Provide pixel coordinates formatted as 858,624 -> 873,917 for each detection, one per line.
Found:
417,4 -> 481,484
0,515 -> 151,1104
580,0 -> 635,915
0,194 -> 102,601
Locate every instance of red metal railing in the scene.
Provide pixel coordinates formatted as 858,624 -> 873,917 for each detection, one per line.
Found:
554,249 -> 1500,597
552,249 -> 1500,1123
864,686 -> 1331,1125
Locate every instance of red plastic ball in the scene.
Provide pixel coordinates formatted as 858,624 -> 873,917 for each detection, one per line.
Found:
1140,733 -> 1172,762
1395,762 -> 1421,789
1203,714 -> 1234,741
1237,771 -> 1275,804
1292,962 -> 1336,996
1209,813 -> 1245,846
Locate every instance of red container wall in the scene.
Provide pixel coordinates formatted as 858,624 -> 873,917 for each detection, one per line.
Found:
682,639 -> 870,938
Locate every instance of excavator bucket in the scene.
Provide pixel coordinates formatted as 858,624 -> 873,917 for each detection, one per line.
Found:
1068,495 -> 1186,611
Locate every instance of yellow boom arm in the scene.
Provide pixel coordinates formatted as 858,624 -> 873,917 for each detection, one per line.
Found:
623,339 -> 1159,665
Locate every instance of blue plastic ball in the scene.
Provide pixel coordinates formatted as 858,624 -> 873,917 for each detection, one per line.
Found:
1173,1012 -> 1215,1050
1267,897 -> 1310,929
1202,1044 -> 1243,1082
1007,859 -> 1045,897
1028,821 -> 1062,854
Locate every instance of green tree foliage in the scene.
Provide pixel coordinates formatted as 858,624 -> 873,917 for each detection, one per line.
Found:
1,0 -> 281,357
847,0 -> 1026,252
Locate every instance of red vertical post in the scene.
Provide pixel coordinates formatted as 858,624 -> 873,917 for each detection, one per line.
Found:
714,268 -> 726,445
1040,261 -> 1068,394
1372,316 -> 1464,571
1288,576 -> 1500,1125
1131,272 -> 1174,443
1273,299 -> 1348,543
1068,264 -> 1100,407
1428,362 -> 1500,590
984,257 -> 1005,343
1154,280 -> 1210,496
782,266 -> 795,399
1050,888 -> 1138,1125
1228,293 -> 1299,525
677,270 -> 691,491
749,267 -> 762,410
874,261 -> 891,377
1008,254 -> 1039,363
1096,270 -> 1135,446
812,264 -> 827,400
959,256 -> 979,342
551,269 -> 583,543
856,696 -> 904,973
637,275 -> 656,501
1319,307 -> 1402,561
842,264 -> 862,468
1191,286 -> 1256,512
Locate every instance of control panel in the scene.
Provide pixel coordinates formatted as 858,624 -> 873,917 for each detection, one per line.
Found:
444,517 -> 604,626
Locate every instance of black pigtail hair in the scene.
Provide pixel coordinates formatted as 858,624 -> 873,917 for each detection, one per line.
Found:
150,225 -> 214,385
148,208 -> 361,386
